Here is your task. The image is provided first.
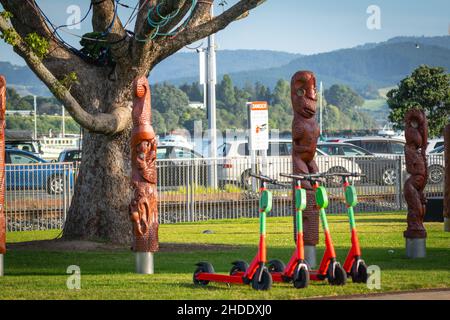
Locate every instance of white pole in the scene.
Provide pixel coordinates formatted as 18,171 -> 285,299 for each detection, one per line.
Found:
61,106 -> 65,137
319,81 -> 323,138
206,6 -> 218,188
33,95 -> 37,140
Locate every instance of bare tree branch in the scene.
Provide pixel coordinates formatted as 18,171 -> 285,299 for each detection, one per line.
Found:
183,0 -> 213,29
91,0 -> 130,66
0,0 -> 90,75
0,15 -> 131,135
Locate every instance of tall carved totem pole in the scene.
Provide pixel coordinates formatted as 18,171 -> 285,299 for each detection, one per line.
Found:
444,124 -> 450,232
403,109 -> 428,258
0,76 -> 6,276
291,71 -> 320,266
130,76 -> 159,274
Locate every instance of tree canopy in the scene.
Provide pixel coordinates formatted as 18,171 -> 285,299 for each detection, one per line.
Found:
324,84 -> 365,111
387,65 -> 450,137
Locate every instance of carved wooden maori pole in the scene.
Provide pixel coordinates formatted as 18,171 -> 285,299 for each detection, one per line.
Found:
130,76 -> 158,274
444,124 -> 450,232
403,109 -> 428,258
0,76 -> 6,276
291,71 -> 320,266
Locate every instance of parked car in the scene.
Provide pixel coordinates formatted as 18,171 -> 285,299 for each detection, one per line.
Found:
5,129 -> 43,157
426,138 -> 444,154
428,146 -> 445,184
5,149 -> 74,194
58,148 -> 82,163
429,146 -> 444,154
57,146 -> 207,188
157,145 -> 207,188
217,139 -> 362,188
317,142 -> 400,186
342,137 -> 405,156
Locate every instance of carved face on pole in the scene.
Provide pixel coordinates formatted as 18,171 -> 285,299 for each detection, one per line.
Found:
130,76 -> 159,253
403,108 -> 428,239
291,71 -> 317,119
404,109 -> 428,152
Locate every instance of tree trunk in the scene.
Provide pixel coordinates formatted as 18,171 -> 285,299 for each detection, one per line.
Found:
63,125 -> 133,244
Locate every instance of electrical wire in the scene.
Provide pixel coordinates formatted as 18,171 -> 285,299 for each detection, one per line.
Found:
136,0 -> 198,42
24,0 -> 198,56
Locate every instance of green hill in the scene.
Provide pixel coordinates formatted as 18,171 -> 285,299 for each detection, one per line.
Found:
222,41 -> 450,90
1,36 -> 449,95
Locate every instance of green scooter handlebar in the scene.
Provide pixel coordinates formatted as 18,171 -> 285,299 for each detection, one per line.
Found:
280,173 -> 326,183
321,172 -> 366,178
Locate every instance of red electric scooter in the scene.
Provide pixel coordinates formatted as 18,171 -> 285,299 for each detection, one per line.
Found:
268,174 -> 347,288
294,173 -> 347,285
325,172 -> 368,283
193,173 -> 275,291
265,173 -> 310,288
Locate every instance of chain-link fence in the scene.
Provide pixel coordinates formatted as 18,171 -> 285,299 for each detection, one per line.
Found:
4,154 -> 445,231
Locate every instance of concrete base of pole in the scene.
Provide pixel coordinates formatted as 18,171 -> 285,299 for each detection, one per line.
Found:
0,254 -> 4,276
135,252 -> 154,274
304,245 -> 317,268
444,218 -> 450,232
405,238 -> 426,258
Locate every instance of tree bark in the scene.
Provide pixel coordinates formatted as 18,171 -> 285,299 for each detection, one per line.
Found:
63,123 -> 133,244
0,0 -> 267,244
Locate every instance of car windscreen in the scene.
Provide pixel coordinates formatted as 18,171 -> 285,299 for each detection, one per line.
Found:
217,143 -> 231,157
317,145 -> 342,155
6,142 -> 37,153
64,151 -> 82,161
9,152 -> 39,164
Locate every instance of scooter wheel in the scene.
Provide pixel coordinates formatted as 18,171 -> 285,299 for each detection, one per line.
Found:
351,260 -> 368,283
251,267 -> 272,291
293,264 -> 309,289
268,259 -> 286,273
230,260 -> 249,275
327,263 -> 347,286
193,262 -> 215,286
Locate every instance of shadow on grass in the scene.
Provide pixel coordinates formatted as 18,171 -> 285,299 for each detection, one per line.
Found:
3,245 -> 449,277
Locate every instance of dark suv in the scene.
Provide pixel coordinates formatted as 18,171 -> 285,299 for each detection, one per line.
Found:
342,137 -> 405,156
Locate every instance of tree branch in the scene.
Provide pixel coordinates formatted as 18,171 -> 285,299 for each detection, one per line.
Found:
0,15 -> 130,135
91,0 -> 130,66
0,0 -> 95,81
132,0 -> 191,71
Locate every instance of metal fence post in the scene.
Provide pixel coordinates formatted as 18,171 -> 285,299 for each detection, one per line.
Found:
397,156 -> 403,210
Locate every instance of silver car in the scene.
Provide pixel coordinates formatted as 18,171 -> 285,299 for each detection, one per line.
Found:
217,139 -> 362,188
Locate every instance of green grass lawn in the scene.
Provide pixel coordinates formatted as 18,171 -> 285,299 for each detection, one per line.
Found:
1,213 -> 449,300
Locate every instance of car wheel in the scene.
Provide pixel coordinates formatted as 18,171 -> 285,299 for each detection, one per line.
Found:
428,165 -> 444,184
381,168 -> 397,186
326,167 -> 347,187
47,175 -> 64,195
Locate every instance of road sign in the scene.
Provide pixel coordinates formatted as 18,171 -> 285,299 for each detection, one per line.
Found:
247,101 -> 269,152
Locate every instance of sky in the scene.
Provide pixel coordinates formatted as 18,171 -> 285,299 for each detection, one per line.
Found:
0,0 -> 449,65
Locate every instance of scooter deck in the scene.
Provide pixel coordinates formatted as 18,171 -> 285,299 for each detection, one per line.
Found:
196,273 -> 246,285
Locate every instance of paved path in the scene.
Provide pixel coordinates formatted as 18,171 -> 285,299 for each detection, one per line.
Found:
322,289 -> 450,300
